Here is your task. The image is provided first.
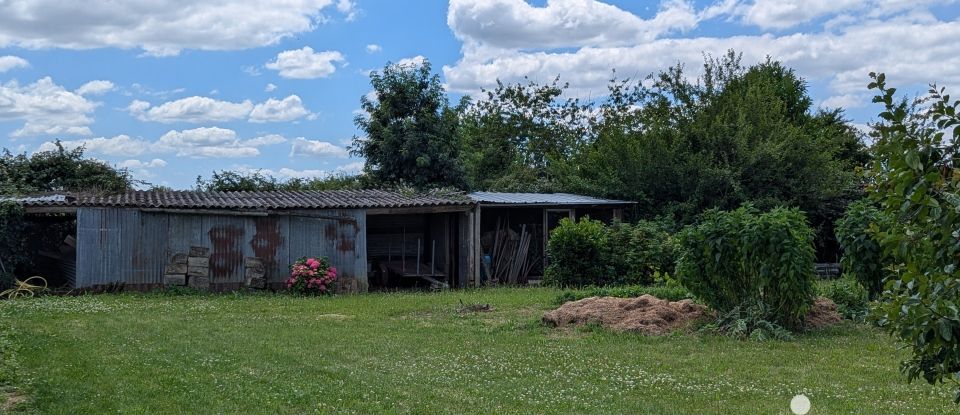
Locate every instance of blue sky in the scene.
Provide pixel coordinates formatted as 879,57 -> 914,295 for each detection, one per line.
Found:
0,0 -> 958,189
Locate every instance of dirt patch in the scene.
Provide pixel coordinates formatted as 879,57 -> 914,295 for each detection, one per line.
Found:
542,295 -> 708,335
2,390 -> 27,412
805,297 -> 843,329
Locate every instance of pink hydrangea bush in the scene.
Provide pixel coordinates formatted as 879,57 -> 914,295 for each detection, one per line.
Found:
286,256 -> 337,295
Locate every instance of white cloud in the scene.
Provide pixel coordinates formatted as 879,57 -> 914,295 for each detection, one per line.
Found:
265,83 -> 277,92
0,1 -> 355,56
0,77 -> 99,137
155,127 -> 260,158
396,55 -> 427,68
290,137 -> 349,157
366,44 -> 381,53
336,0 -> 360,21
129,94 -> 313,123
336,161 -> 365,174
75,80 -> 115,96
443,0 -> 960,110
249,95 -> 312,123
0,55 -> 29,72
128,96 -> 254,123
118,158 -> 167,169
242,134 -> 288,146
36,135 -> 151,157
266,47 -> 345,79
447,0 -> 699,50
37,128 -> 290,160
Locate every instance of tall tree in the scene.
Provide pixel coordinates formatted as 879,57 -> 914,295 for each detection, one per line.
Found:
569,52 -> 867,256
458,78 -> 592,191
351,59 -> 465,188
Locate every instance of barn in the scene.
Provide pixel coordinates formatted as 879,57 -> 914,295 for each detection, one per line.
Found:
10,189 -> 631,291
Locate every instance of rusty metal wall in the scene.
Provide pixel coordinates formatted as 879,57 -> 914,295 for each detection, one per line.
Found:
75,207 -> 367,290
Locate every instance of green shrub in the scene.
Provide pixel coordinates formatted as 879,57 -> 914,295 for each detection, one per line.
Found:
816,275 -> 869,321
0,202 -> 28,290
700,300 -> 794,341
835,199 -> 889,299
676,205 -> 816,329
543,217 -> 610,287
606,220 -> 676,285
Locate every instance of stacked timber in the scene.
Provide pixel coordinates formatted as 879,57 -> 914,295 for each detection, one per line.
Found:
187,246 -> 211,288
163,253 -> 188,286
244,257 -> 266,289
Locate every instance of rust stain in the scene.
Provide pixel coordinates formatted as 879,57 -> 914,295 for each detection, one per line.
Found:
337,235 -> 355,252
208,225 -> 244,279
324,222 -> 337,239
251,218 -> 283,266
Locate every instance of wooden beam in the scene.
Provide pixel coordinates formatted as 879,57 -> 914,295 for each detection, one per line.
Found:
365,205 -> 473,215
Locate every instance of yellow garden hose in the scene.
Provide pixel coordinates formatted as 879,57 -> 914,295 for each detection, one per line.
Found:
0,276 -> 48,299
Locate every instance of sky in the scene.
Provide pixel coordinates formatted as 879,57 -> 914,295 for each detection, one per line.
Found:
0,0 -> 958,189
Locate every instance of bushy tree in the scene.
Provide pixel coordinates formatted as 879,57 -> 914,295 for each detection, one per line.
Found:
352,59 -> 465,188
543,217 -> 609,287
458,78 -> 592,191
867,73 -> 960,402
606,219 -> 676,285
835,199 -> 889,298
0,142 -> 134,194
569,52 -> 866,257
676,205 -> 817,329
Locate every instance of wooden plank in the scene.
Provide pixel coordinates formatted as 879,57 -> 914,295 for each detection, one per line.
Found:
189,246 -> 210,258
187,265 -> 209,277
170,253 -> 188,264
164,263 -> 188,274
187,257 -> 210,267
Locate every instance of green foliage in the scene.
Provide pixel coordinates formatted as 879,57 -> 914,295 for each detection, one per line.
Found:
835,199 -> 889,298
554,279 -> 693,305
816,275 -> 870,321
605,220 -> 676,285
700,300 -> 795,341
0,202 -> 28,290
676,205 -> 817,329
352,59 -> 465,188
866,73 -> 960,401
0,141 -> 134,194
566,52 -> 866,257
458,78 -> 592,191
195,170 -> 365,192
543,217 -> 609,287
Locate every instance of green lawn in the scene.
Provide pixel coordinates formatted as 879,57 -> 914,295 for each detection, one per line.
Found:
0,288 -> 953,414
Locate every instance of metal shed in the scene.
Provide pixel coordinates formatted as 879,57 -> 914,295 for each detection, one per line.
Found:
15,190 -> 474,292
467,192 -> 635,285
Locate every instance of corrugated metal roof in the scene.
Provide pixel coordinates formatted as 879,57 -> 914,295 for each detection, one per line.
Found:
468,192 -> 633,205
9,190 -> 471,210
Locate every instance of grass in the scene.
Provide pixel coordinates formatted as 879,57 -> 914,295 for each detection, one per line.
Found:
0,287 -> 953,414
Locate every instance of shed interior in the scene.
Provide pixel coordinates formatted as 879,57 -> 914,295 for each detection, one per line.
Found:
365,212 -> 460,290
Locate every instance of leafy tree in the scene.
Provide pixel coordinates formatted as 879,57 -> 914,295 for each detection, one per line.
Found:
570,52 -> 866,258
458,78 -> 592,191
867,73 -> 960,402
351,59 -> 465,188
0,141 -> 134,194
835,199 -> 890,298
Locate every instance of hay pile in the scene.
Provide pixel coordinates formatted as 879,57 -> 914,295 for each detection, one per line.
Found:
543,294 -> 708,335
804,297 -> 843,329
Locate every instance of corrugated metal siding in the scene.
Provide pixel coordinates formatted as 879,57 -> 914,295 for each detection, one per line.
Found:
75,207 -> 367,290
